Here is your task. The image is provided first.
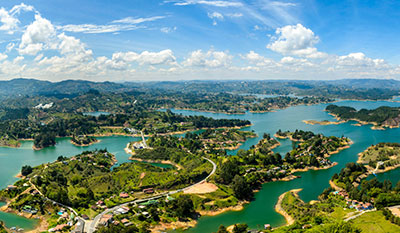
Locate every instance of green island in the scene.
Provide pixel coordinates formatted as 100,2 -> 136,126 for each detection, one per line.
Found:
325,105 -> 400,130
0,102 -> 251,150
357,143 -> 400,172
71,135 -> 99,147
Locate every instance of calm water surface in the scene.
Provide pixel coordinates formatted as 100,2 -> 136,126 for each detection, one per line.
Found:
1,100 -> 400,231
168,100 -> 400,232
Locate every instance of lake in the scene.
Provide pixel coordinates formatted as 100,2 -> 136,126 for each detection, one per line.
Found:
1,100 -> 400,232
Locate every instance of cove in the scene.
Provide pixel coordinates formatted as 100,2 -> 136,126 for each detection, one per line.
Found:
167,99 -> 400,232
0,135 -> 142,229
0,202 -> 38,230
1,100 -> 400,232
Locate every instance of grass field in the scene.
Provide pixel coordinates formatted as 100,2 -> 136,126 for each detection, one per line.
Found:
351,210 -> 400,233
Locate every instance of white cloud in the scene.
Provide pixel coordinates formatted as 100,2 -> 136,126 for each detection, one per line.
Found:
335,52 -> 386,67
169,0 -> 243,7
267,24 -> 327,58
241,51 -> 275,67
0,8 -> 19,34
183,49 -> 232,68
208,12 -> 224,25
10,3 -> 35,15
0,53 -> 7,61
160,26 -> 177,33
19,14 -> 56,55
0,3 -> 35,34
60,24 -> 141,34
112,49 -> 176,66
112,16 -> 166,24
226,13 -> 243,18
6,42 -> 15,52
59,16 -> 165,34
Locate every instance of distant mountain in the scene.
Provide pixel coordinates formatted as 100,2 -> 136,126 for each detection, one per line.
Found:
328,79 -> 400,89
1,78 -> 400,98
0,78 -> 128,97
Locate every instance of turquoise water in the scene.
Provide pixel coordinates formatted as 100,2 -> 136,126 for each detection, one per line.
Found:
83,111 -> 110,116
167,100 -> 400,232
1,100 -> 400,231
0,135 -> 140,230
0,202 -> 38,230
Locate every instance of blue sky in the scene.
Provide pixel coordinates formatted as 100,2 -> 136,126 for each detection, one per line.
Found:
0,0 -> 400,81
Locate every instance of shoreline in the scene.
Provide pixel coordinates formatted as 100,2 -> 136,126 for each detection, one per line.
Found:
328,112 -> 397,131
160,100 -> 334,116
151,203 -> 247,232
275,189 -> 302,226
70,139 -> 100,147
329,180 -> 343,191
0,142 -> 21,149
302,119 -> 345,126
198,202 -> 247,216
291,162 -> 338,173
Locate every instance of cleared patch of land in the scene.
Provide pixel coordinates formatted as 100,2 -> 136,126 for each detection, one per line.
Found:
183,182 -> 218,194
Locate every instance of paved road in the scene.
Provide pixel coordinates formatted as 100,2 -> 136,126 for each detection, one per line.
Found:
86,156 -> 217,233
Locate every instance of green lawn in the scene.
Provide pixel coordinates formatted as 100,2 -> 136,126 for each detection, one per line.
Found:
351,210 -> 400,233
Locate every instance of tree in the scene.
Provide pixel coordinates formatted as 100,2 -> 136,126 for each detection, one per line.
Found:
218,160 -> 239,184
21,165 -> 33,176
216,225 -> 228,233
231,175 -> 252,200
170,195 -> 194,218
233,223 -> 248,233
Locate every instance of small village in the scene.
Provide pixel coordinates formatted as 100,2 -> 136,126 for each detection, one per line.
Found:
332,190 -> 374,211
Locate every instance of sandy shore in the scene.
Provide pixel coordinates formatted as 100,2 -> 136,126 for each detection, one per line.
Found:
328,113 -> 396,131
291,162 -> 338,173
275,189 -> 302,226
329,180 -> 343,191
303,119 -> 345,126
198,203 -> 246,216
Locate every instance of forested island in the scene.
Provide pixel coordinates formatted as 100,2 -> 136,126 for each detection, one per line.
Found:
71,135 -> 99,146
326,105 -> 400,129
0,105 -> 250,150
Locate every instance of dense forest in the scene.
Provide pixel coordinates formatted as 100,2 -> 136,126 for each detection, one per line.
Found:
326,105 -> 400,127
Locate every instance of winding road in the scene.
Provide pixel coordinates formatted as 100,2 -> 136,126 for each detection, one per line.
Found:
86,156 -> 217,233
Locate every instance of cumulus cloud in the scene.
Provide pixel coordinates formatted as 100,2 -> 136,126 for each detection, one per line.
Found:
0,8 -> 19,33
241,51 -> 275,67
112,50 -> 176,66
19,14 -> 56,55
0,3 -> 35,34
0,53 -> 7,61
183,49 -> 232,68
335,52 -> 386,68
1,3 -> 400,81
267,24 -> 327,58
